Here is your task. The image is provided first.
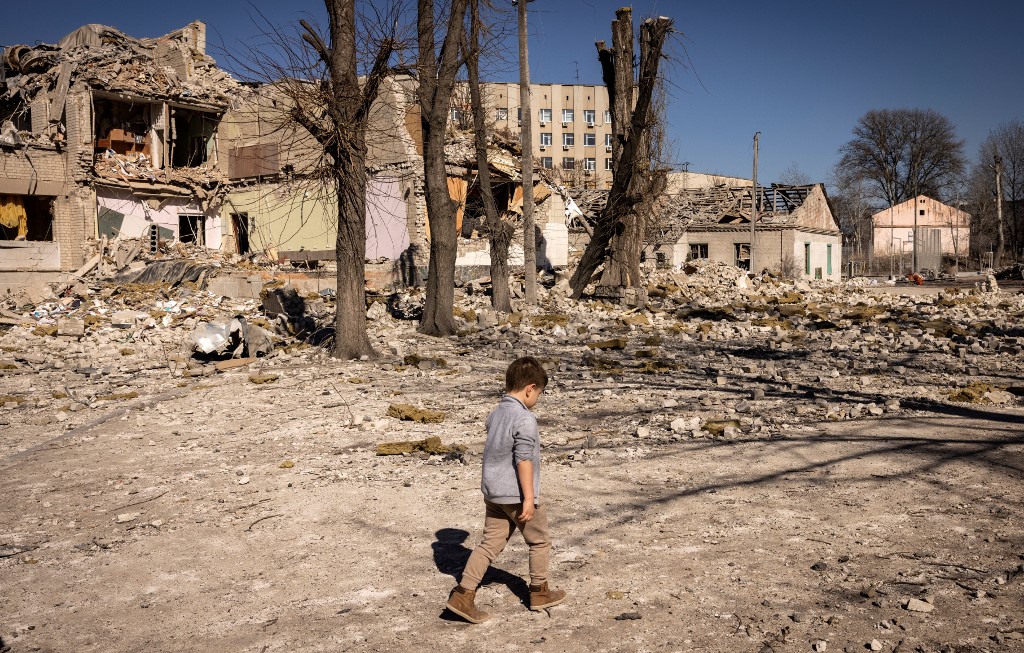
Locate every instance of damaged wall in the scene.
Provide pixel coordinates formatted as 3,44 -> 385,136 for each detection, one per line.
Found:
223,176 -> 411,261
97,187 -> 222,249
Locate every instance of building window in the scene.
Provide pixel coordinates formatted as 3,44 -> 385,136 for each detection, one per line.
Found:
604,110 -> 612,123
583,133 -> 596,146
919,209 -> 925,215
605,157 -> 613,171
517,107 -> 522,122
804,242 -> 811,275
540,132 -> 552,146
827,243 -> 833,275
689,243 -> 709,260
583,109 -> 596,124
605,134 -> 612,147
584,157 -> 596,171
539,108 -> 552,123
540,157 -> 553,169
562,157 -> 575,170
496,108 -> 508,121
562,108 -> 574,123
735,243 -> 750,270
562,133 -> 575,147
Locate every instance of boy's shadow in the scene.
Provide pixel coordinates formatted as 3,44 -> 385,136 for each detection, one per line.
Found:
433,528 -> 530,613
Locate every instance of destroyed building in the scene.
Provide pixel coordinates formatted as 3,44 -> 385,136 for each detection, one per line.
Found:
0,20 -> 570,294
0,22 -> 235,287
218,72 -> 568,287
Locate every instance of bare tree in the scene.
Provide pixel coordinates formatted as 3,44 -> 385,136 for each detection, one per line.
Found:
978,120 -> 1024,263
464,0 -> 514,313
778,162 -> 811,186
231,1 -> 398,360
417,0 -> 469,336
828,164 -> 875,264
569,9 -> 673,299
837,108 -> 966,208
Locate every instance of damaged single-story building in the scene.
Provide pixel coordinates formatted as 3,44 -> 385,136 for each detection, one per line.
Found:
564,180 -> 843,281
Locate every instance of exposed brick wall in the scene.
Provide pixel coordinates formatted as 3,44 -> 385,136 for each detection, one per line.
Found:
0,89 -> 96,271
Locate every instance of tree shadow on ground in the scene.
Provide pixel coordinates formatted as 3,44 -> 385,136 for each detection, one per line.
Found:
554,417 -> 1024,547
432,528 -> 530,616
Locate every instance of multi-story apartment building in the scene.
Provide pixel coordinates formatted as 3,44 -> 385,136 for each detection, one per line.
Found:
466,83 -> 615,189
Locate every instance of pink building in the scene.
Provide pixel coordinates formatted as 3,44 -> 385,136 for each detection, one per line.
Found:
872,195 -> 971,259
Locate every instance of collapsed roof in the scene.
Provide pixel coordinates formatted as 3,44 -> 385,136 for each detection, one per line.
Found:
565,183 -> 833,239
1,21 -> 238,115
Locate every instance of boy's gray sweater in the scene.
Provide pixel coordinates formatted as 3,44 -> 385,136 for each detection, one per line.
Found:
481,395 -> 541,504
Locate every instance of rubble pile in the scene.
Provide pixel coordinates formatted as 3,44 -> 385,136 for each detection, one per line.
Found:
2,255 -> 1022,453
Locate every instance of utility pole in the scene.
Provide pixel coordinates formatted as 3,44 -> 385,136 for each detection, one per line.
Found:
994,154 -> 1005,269
517,0 -> 537,304
889,206 -> 894,279
911,185 -> 919,274
750,132 -> 759,274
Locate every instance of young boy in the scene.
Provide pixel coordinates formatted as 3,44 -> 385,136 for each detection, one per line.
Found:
445,356 -> 567,623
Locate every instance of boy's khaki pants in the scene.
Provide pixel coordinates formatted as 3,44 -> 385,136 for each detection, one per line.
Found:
460,499 -> 551,590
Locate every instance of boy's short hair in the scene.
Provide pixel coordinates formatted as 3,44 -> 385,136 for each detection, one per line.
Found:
505,356 -> 548,392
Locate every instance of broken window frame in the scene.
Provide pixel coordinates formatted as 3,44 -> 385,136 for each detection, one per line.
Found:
734,243 -> 751,270
688,243 -> 708,260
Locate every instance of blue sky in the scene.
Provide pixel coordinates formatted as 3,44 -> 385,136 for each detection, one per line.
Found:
4,1 -> 1023,185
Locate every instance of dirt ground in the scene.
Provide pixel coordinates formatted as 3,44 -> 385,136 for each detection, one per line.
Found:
2,277 -> 1023,653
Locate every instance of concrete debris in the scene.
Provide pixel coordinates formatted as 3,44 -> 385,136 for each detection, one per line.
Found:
904,598 -> 934,613
375,436 -> 464,456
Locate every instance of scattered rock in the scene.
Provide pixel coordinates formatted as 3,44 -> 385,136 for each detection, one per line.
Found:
904,598 -> 934,613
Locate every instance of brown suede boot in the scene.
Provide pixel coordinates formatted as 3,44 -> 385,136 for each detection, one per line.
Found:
446,585 -> 491,624
529,582 -> 566,610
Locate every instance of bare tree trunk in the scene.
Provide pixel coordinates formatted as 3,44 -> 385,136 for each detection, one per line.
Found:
518,0 -> 537,304
995,154 -> 1006,268
465,0 -> 512,313
291,2 -> 394,359
569,9 -> 672,299
418,0 -> 468,336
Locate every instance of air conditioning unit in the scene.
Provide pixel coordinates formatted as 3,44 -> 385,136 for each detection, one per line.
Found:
587,120 -> 595,127
561,121 -> 569,128
539,145 -> 546,151
584,170 -> 592,176
539,120 -> 546,127
605,145 -> 612,152
563,145 -> 570,151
